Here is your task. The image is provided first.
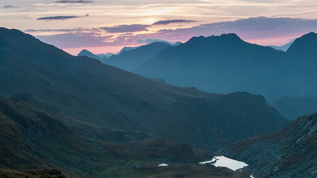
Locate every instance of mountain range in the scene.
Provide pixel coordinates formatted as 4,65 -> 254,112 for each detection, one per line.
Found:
103,41 -> 172,71
83,32 -> 317,120
89,34 -> 317,102
0,27 -> 288,176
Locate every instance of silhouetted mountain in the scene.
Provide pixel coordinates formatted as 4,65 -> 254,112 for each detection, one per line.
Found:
273,96 -> 317,120
284,32 -> 317,97
77,49 -> 101,60
220,113 -> 317,177
0,27 -> 286,153
287,32 -> 317,58
269,40 -> 293,52
135,33 -> 296,101
105,41 -> 172,71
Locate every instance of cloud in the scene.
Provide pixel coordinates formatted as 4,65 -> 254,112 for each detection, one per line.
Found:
55,0 -> 93,3
37,14 -> 89,21
145,17 -> 317,45
3,5 -> 15,9
101,24 -> 150,33
136,38 -> 172,44
33,17 -> 317,52
153,19 -> 196,25
36,32 -> 113,48
25,27 -> 98,33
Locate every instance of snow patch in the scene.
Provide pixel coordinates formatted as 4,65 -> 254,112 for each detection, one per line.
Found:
199,156 -> 248,171
158,163 -> 168,167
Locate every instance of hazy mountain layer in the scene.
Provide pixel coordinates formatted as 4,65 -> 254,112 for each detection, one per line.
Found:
273,96 -> 317,120
104,42 -> 172,71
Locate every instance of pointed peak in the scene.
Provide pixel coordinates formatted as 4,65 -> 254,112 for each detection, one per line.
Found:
78,49 -> 94,55
303,32 -> 317,37
294,32 -> 317,42
287,32 -> 317,55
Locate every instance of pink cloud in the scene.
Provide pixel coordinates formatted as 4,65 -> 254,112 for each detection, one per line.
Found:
34,17 -> 317,54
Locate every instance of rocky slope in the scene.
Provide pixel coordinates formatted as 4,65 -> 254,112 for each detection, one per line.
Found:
220,113 -> 317,177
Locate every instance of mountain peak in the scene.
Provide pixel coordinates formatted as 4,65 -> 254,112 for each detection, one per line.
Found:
303,31 -> 317,37
219,33 -> 241,40
186,33 -> 243,46
287,31 -> 317,56
78,49 -> 94,56
77,49 -> 101,60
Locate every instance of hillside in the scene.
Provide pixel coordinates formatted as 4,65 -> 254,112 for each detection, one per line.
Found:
0,27 -> 287,151
220,113 -> 317,177
0,95 -> 255,177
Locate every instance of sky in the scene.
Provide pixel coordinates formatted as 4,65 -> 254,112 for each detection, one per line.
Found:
1,0 -> 317,55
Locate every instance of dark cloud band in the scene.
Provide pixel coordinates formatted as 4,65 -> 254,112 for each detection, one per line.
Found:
37,14 -> 88,21
153,19 -> 196,25
3,5 -> 15,9
55,0 -> 93,3
101,24 -> 150,33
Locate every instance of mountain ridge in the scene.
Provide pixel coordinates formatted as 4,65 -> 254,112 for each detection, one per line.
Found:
0,27 -> 287,152
134,32 -> 293,101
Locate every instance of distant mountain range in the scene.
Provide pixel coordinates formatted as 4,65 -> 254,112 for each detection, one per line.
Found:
269,40 -> 294,52
82,32 -> 317,120
87,32 -> 317,103
220,112 -> 317,177
104,41 -> 172,71
78,41 -> 182,71
0,27 -> 287,176
135,33 -> 297,102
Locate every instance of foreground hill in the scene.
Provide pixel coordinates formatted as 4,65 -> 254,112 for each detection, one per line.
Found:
0,27 -> 287,151
134,34 -> 295,101
220,113 -> 317,177
0,95 -> 255,177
